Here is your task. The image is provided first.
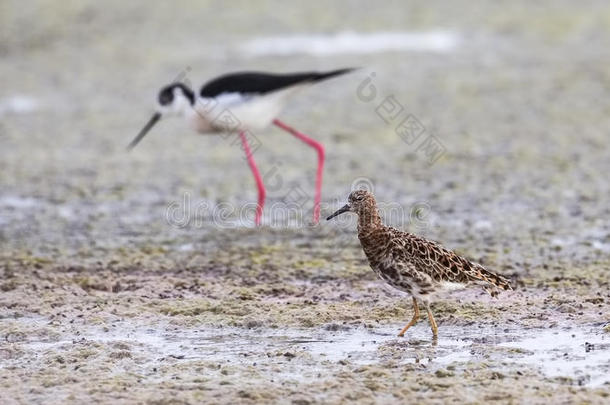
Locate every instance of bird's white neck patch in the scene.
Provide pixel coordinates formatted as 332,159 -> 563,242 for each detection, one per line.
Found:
158,90 -> 193,118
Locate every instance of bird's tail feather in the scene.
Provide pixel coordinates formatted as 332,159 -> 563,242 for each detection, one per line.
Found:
313,68 -> 357,82
472,264 -> 512,294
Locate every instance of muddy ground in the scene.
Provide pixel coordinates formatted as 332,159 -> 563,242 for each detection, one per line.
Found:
1,1 -> 610,404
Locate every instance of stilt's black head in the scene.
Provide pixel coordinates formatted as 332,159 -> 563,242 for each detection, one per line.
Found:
158,83 -> 195,106
126,83 -> 195,151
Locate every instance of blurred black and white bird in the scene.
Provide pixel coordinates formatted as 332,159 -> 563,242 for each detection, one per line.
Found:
128,69 -> 355,225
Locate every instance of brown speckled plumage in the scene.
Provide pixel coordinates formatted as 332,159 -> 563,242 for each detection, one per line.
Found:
327,190 -> 512,337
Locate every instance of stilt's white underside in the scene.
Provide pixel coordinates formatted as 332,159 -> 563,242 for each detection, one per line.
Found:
188,85 -> 305,134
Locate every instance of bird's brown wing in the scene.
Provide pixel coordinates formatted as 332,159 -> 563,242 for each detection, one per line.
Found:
387,227 -> 512,291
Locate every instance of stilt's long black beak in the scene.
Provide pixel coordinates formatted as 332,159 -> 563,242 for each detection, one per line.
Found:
326,204 -> 351,220
127,112 -> 161,151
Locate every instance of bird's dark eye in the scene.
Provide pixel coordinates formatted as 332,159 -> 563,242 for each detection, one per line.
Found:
158,83 -> 195,106
158,88 -> 174,106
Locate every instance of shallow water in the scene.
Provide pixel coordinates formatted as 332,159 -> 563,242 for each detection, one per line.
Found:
7,316 -> 608,388
499,329 -> 610,387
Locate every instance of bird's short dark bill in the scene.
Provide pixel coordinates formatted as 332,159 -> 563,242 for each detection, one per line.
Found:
127,112 -> 161,151
326,204 -> 350,220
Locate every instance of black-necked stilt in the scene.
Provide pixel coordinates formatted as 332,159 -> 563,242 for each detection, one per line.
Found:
128,69 -> 354,225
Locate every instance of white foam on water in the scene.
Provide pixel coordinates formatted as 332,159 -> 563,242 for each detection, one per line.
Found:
240,30 -> 460,56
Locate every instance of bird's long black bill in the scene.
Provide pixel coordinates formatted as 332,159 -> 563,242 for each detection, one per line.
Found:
127,112 -> 161,151
326,204 -> 350,220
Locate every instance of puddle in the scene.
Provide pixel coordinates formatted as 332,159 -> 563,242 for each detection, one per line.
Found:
19,323 -> 430,365
3,317 -> 608,387
499,329 -> 610,387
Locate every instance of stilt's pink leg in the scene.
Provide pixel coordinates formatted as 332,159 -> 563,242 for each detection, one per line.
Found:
272,119 -> 324,224
239,131 -> 265,225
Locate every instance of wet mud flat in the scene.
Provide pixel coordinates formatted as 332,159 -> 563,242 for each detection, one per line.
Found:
2,0 -> 610,403
1,243 -> 609,404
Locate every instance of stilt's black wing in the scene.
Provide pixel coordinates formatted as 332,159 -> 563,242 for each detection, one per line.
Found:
199,68 -> 354,98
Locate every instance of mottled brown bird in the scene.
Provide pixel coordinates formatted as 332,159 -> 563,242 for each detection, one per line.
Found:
327,190 -> 512,337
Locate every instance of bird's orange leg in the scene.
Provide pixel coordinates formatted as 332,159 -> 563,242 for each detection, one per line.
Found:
424,303 -> 438,337
239,131 -> 265,226
398,297 -> 420,337
272,119 -> 324,224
